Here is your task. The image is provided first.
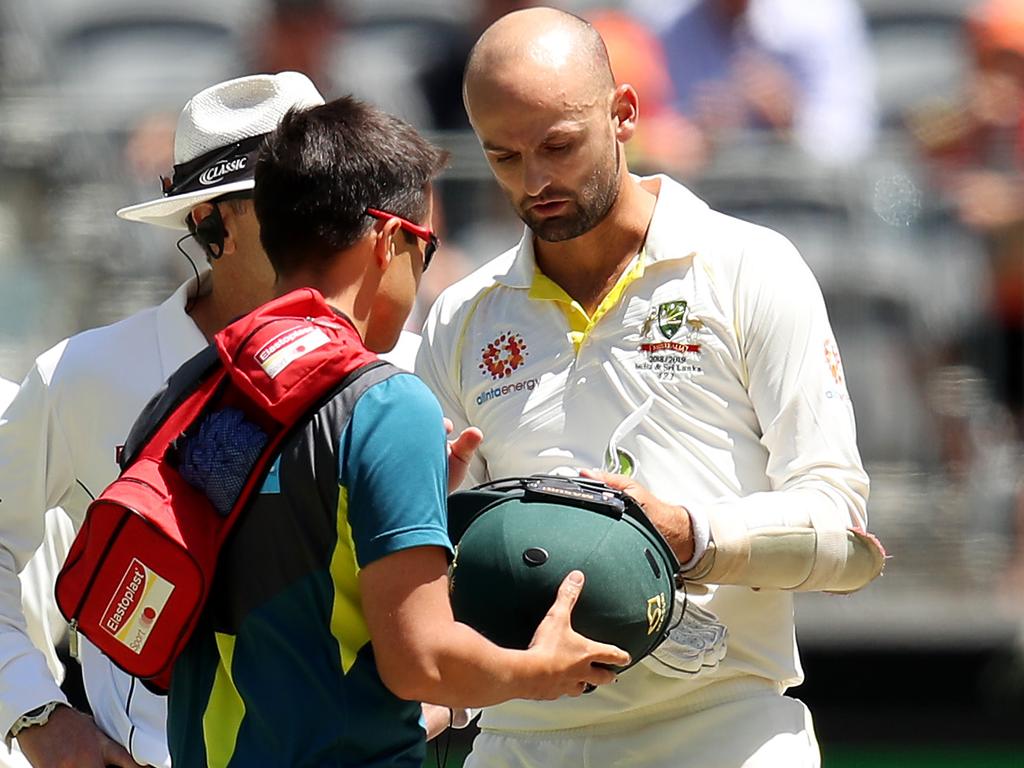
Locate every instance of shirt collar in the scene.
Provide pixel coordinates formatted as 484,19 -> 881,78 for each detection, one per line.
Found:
155,266 -> 211,380
493,230 -> 537,289
496,174 -> 711,287
636,174 -> 710,266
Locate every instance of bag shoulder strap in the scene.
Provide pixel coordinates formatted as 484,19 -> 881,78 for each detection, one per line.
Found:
120,346 -> 224,469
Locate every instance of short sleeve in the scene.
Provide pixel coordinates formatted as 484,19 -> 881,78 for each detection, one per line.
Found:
340,373 -> 452,568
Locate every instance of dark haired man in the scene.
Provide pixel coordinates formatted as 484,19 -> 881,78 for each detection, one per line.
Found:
0,72 -> 327,768
417,7 -> 885,768
165,95 -> 630,768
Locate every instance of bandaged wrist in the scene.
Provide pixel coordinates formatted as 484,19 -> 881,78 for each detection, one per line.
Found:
682,502 -> 885,592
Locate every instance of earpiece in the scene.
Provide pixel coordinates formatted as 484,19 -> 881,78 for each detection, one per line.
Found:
189,205 -> 227,260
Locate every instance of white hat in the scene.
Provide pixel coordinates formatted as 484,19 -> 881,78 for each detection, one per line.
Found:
117,71 -> 325,230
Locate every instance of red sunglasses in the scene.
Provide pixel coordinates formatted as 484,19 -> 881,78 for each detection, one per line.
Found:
365,208 -> 439,271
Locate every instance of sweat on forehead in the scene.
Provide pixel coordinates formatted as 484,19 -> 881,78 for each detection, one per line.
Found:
463,7 -> 615,110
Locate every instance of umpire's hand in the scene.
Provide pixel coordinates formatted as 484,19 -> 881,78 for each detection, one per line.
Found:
17,705 -> 144,768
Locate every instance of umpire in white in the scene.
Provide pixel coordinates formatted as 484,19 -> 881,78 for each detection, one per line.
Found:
0,73 -> 325,767
0,381 -> 74,768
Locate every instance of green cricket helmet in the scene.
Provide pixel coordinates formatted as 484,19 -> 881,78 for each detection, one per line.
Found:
446,475 -> 679,672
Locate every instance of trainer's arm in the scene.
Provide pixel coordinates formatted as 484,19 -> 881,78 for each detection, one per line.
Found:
361,553 -> 625,707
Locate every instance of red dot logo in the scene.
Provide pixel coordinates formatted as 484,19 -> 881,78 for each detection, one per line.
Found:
824,339 -> 845,387
141,607 -> 157,624
479,332 -> 528,379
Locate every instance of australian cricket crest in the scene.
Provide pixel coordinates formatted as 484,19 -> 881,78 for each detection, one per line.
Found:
636,299 -> 705,379
657,300 -> 688,339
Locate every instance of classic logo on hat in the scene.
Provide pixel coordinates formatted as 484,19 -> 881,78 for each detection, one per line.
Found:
198,156 -> 249,187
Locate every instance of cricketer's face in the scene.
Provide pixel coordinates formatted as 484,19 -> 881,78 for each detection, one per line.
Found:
468,90 -> 622,243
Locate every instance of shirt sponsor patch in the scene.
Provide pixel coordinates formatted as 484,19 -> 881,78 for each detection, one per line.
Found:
824,338 -> 846,387
102,558 -> 174,655
479,332 -> 529,380
823,338 -> 850,401
256,326 -> 331,379
476,377 -> 539,406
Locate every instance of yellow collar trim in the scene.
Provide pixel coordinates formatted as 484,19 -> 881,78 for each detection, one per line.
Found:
528,252 -> 647,352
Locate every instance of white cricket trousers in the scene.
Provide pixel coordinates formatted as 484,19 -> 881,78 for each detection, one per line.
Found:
463,687 -> 820,768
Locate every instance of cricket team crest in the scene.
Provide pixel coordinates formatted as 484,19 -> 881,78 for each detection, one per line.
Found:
636,299 -> 705,379
656,300 -> 688,339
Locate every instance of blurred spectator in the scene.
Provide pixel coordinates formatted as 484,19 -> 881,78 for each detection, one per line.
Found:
589,9 -> 709,177
910,0 -> 1024,433
927,365 -> 1022,581
629,0 -> 877,167
255,0 -> 339,95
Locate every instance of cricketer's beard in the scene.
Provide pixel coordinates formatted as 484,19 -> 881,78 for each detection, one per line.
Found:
518,141 -> 622,243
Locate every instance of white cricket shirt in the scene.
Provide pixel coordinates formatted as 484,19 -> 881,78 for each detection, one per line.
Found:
417,175 -> 869,732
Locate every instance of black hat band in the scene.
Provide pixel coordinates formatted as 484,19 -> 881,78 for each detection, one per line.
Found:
162,133 -> 268,197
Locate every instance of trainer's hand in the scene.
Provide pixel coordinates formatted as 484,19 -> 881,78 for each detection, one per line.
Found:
443,418 -> 483,492
17,705 -> 144,768
581,469 -> 694,564
523,571 -> 631,700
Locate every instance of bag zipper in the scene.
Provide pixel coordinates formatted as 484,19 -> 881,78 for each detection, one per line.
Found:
68,618 -> 79,661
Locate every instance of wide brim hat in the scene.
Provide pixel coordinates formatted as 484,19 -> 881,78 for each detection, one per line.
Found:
447,476 -> 680,671
117,71 -> 325,230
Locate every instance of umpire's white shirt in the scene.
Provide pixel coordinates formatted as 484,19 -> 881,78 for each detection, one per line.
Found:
0,277 -> 208,766
417,175 -> 869,732
0,380 -> 76,768
0,277 -> 421,765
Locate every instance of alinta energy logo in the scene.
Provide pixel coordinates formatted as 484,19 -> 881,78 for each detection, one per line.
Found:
479,331 -> 528,380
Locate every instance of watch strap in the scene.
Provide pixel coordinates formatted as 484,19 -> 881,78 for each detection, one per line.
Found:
9,701 -> 61,740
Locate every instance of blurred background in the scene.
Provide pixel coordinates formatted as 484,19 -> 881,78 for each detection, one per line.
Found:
0,0 -> 1022,764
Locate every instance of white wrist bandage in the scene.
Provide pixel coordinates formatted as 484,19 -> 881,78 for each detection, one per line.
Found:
684,509 -> 885,593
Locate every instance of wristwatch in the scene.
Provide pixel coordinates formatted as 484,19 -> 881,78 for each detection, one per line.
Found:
9,701 -> 61,740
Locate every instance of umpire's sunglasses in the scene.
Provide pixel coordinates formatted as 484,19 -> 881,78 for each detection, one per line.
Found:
365,208 -> 439,272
